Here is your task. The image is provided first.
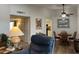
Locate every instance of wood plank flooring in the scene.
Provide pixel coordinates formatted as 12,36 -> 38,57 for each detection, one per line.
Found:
54,40 -> 76,54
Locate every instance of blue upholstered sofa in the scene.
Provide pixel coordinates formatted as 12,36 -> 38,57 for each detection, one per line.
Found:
12,35 -> 55,54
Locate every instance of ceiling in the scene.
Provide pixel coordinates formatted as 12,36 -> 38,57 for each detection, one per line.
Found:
28,4 -> 78,10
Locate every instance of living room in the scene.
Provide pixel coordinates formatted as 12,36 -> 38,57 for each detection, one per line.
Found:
0,4 -> 79,54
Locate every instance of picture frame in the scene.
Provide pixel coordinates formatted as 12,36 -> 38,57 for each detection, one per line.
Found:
57,19 -> 70,28
36,18 -> 42,29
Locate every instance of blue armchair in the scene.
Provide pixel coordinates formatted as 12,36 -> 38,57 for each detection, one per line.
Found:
12,35 -> 55,54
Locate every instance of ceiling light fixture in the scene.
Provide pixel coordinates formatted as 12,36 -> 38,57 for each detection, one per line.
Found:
61,4 -> 73,18
61,4 -> 67,18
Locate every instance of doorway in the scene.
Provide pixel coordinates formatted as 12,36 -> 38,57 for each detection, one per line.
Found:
10,15 -> 30,44
46,18 -> 53,37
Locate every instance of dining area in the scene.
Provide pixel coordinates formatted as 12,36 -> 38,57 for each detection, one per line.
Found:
53,30 -> 77,54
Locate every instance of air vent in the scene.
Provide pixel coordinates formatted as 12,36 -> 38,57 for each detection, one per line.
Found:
17,11 -> 25,14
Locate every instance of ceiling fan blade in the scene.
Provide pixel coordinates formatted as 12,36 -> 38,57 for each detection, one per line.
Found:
69,13 -> 74,15
66,14 -> 70,17
66,13 -> 74,16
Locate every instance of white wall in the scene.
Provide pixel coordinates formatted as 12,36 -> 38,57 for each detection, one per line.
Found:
9,4 -> 52,43
77,6 -> 79,38
0,5 -> 9,34
51,8 -> 77,34
77,6 -> 79,33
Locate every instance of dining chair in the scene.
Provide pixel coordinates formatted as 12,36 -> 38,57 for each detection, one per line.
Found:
69,32 -> 77,40
53,31 -> 60,40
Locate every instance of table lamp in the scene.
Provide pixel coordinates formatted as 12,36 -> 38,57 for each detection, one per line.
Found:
9,26 -> 24,48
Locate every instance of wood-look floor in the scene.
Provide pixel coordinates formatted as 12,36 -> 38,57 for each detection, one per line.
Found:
54,40 -> 76,54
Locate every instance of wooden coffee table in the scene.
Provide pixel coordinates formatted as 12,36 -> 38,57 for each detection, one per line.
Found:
0,46 -> 23,54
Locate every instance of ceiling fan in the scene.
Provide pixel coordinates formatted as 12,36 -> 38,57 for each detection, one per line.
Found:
61,4 -> 74,17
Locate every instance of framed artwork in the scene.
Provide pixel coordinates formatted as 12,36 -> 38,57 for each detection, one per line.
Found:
36,18 -> 42,29
57,19 -> 70,28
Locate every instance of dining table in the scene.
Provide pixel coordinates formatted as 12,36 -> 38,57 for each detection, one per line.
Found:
58,31 -> 72,46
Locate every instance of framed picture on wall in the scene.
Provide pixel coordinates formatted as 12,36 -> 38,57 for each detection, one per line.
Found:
57,19 -> 70,28
36,18 -> 42,29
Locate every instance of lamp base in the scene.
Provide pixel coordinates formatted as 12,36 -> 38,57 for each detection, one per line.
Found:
11,36 -> 21,44
11,36 -> 21,48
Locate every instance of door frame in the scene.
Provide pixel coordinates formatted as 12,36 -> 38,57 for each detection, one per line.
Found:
10,15 -> 31,44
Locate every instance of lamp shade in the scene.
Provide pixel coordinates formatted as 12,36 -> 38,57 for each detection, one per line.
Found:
9,26 -> 24,37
